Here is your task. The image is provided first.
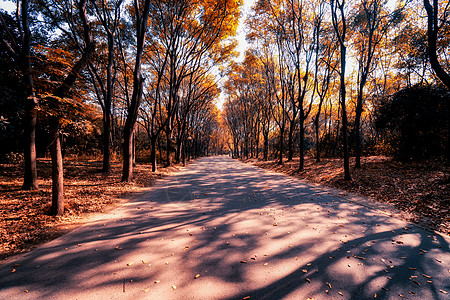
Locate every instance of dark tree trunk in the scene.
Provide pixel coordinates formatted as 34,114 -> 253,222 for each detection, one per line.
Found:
49,0 -> 95,214
121,0 -> 151,181
22,95 -> 38,190
263,132 -> 269,161
288,120 -> 295,161
20,0 -> 38,190
340,46 -> 351,181
278,126 -> 284,165
50,129 -> 64,215
424,0 -> 450,161
299,114 -> 305,171
102,110 -> 112,172
331,0 -> 351,180
150,136 -> 157,172
354,92 -> 363,169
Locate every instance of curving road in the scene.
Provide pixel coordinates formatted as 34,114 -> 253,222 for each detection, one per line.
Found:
0,156 -> 449,299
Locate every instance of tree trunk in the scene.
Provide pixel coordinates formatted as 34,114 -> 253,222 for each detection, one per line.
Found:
22,97 -> 38,190
354,92 -> 363,169
278,126 -> 284,165
50,129 -> 64,215
340,43 -> 351,180
299,115 -> 305,171
287,120 -> 294,161
150,136 -> 157,172
121,0 -> 151,181
122,126 -> 134,181
424,0 -> 450,162
21,0 -> 38,190
102,110 -> 112,172
263,132 -> 269,161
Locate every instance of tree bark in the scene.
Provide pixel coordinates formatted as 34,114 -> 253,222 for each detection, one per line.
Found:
278,125 -> 284,165
20,0 -> 38,190
121,0 -> 151,181
49,0 -> 95,215
287,120 -> 294,161
50,129 -> 64,215
299,113 -> 305,171
150,136 -> 157,172
102,109 -> 112,172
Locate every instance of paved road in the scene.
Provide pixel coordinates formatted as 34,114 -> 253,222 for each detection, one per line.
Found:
0,156 -> 449,299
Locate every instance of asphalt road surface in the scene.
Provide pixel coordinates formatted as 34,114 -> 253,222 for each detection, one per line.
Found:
0,156 -> 449,299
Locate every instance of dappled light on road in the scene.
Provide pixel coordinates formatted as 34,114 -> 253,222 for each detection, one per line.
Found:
0,156 -> 449,299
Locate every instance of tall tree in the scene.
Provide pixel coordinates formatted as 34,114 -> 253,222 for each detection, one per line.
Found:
423,0 -> 450,160
330,0 -> 351,180
36,0 -> 96,214
122,0 -> 151,182
89,0 -> 124,173
0,0 -> 38,190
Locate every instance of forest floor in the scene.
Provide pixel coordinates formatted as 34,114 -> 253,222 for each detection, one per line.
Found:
242,156 -> 450,235
0,159 -> 182,260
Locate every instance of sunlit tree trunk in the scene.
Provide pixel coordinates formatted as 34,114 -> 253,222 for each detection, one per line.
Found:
50,128 -> 64,215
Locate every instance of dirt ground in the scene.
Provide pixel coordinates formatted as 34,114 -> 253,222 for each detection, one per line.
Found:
0,159 -> 182,260
242,156 -> 450,235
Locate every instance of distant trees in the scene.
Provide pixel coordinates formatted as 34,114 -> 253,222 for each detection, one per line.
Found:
223,0 -> 449,180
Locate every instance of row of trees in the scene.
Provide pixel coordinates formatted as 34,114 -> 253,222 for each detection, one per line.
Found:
223,0 -> 450,181
1,0 -> 238,214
